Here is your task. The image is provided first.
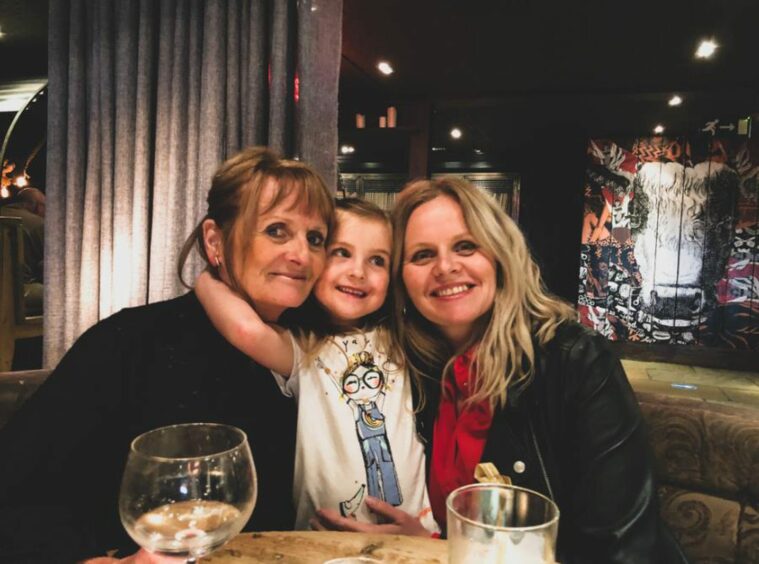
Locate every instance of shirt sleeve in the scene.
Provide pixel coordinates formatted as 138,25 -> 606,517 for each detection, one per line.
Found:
270,331 -> 302,399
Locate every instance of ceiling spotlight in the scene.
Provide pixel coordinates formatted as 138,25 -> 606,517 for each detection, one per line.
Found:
695,39 -> 718,59
668,95 -> 683,107
14,175 -> 28,188
653,124 -> 665,135
450,127 -> 463,140
340,144 -> 355,155
377,61 -> 394,76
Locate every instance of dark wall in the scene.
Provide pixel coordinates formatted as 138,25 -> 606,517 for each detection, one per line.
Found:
518,128 -> 586,302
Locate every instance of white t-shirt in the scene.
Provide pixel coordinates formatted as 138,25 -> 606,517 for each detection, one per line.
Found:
272,329 -> 438,533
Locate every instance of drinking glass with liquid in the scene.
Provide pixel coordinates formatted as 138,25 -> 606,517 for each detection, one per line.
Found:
119,423 -> 256,562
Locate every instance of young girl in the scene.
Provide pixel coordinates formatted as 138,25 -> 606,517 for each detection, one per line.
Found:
195,198 -> 438,534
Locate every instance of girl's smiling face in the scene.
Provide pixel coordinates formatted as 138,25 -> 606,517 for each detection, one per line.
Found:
314,210 -> 392,329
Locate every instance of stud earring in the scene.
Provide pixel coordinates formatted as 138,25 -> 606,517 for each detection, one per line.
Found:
214,255 -> 222,268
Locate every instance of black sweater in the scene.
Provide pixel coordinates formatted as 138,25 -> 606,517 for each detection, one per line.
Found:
0,292 -> 296,562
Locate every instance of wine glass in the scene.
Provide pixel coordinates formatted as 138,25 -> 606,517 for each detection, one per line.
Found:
119,423 -> 257,562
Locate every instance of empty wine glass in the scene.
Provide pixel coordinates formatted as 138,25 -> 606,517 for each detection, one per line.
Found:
119,423 -> 256,562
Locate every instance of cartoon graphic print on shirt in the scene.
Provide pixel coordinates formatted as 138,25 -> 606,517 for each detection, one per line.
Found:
317,335 -> 403,512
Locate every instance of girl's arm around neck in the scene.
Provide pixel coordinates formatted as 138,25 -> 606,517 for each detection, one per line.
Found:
195,271 -> 294,377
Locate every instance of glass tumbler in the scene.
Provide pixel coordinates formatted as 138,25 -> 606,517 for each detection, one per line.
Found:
447,483 -> 559,564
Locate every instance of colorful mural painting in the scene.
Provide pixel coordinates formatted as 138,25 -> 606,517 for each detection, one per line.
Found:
578,135 -> 759,349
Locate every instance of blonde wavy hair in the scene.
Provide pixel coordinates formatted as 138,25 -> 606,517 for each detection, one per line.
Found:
391,176 -> 576,410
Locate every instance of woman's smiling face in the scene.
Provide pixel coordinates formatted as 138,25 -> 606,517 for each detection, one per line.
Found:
236,179 -> 329,322
401,195 -> 497,348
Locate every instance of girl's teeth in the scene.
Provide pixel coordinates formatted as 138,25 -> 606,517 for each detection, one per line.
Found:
338,286 -> 366,297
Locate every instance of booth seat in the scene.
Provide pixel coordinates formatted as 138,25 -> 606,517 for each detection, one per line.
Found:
638,391 -> 759,564
0,371 -> 757,562
0,369 -> 49,430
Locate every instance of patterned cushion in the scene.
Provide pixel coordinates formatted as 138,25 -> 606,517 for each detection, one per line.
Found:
659,485 -> 740,563
638,392 -> 759,564
739,503 -> 759,564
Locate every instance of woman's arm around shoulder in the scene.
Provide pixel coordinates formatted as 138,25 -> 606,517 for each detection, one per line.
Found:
195,271 -> 294,376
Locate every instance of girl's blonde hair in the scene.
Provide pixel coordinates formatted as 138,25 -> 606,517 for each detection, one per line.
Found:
178,146 -> 335,298
391,176 -> 576,410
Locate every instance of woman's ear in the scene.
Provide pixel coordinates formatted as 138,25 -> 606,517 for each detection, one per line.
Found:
201,219 -> 224,269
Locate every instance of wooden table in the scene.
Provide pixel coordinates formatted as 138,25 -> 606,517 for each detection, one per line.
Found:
200,531 -> 447,563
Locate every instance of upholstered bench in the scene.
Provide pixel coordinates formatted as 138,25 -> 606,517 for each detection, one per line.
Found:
638,391 -> 759,563
0,369 -> 50,430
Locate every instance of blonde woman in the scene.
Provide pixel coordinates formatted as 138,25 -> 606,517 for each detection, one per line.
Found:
315,177 -> 686,563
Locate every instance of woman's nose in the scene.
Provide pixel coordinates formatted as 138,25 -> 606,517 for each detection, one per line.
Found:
433,252 -> 460,276
286,236 -> 309,264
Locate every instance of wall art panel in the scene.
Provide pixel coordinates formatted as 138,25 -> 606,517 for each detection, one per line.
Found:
578,136 -> 758,349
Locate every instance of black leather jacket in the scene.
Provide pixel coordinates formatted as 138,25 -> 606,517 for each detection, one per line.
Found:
413,321 -> 688,563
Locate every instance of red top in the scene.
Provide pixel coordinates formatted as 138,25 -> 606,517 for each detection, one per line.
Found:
428,349 -> 494,528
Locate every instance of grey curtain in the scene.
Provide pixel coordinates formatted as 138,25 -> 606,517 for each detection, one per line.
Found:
45,0 -> 342,366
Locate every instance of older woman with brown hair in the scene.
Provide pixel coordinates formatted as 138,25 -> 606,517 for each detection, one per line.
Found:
0,147 -> 335,562
315,176 -> 686,563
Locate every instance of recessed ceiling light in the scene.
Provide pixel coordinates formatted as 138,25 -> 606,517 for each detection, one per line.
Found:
340,144 -> 355,155
695,39 -> 718,59
14,175 -> 28,188
450,127 -> 462,140
653,124 -> 665,135
668,95 -> 683,107
377,61 -> 394,75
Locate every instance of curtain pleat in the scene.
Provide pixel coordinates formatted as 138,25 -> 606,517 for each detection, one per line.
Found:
45,0 -> 342,366
268,0 -> 296,155
295,0 -> 341,189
